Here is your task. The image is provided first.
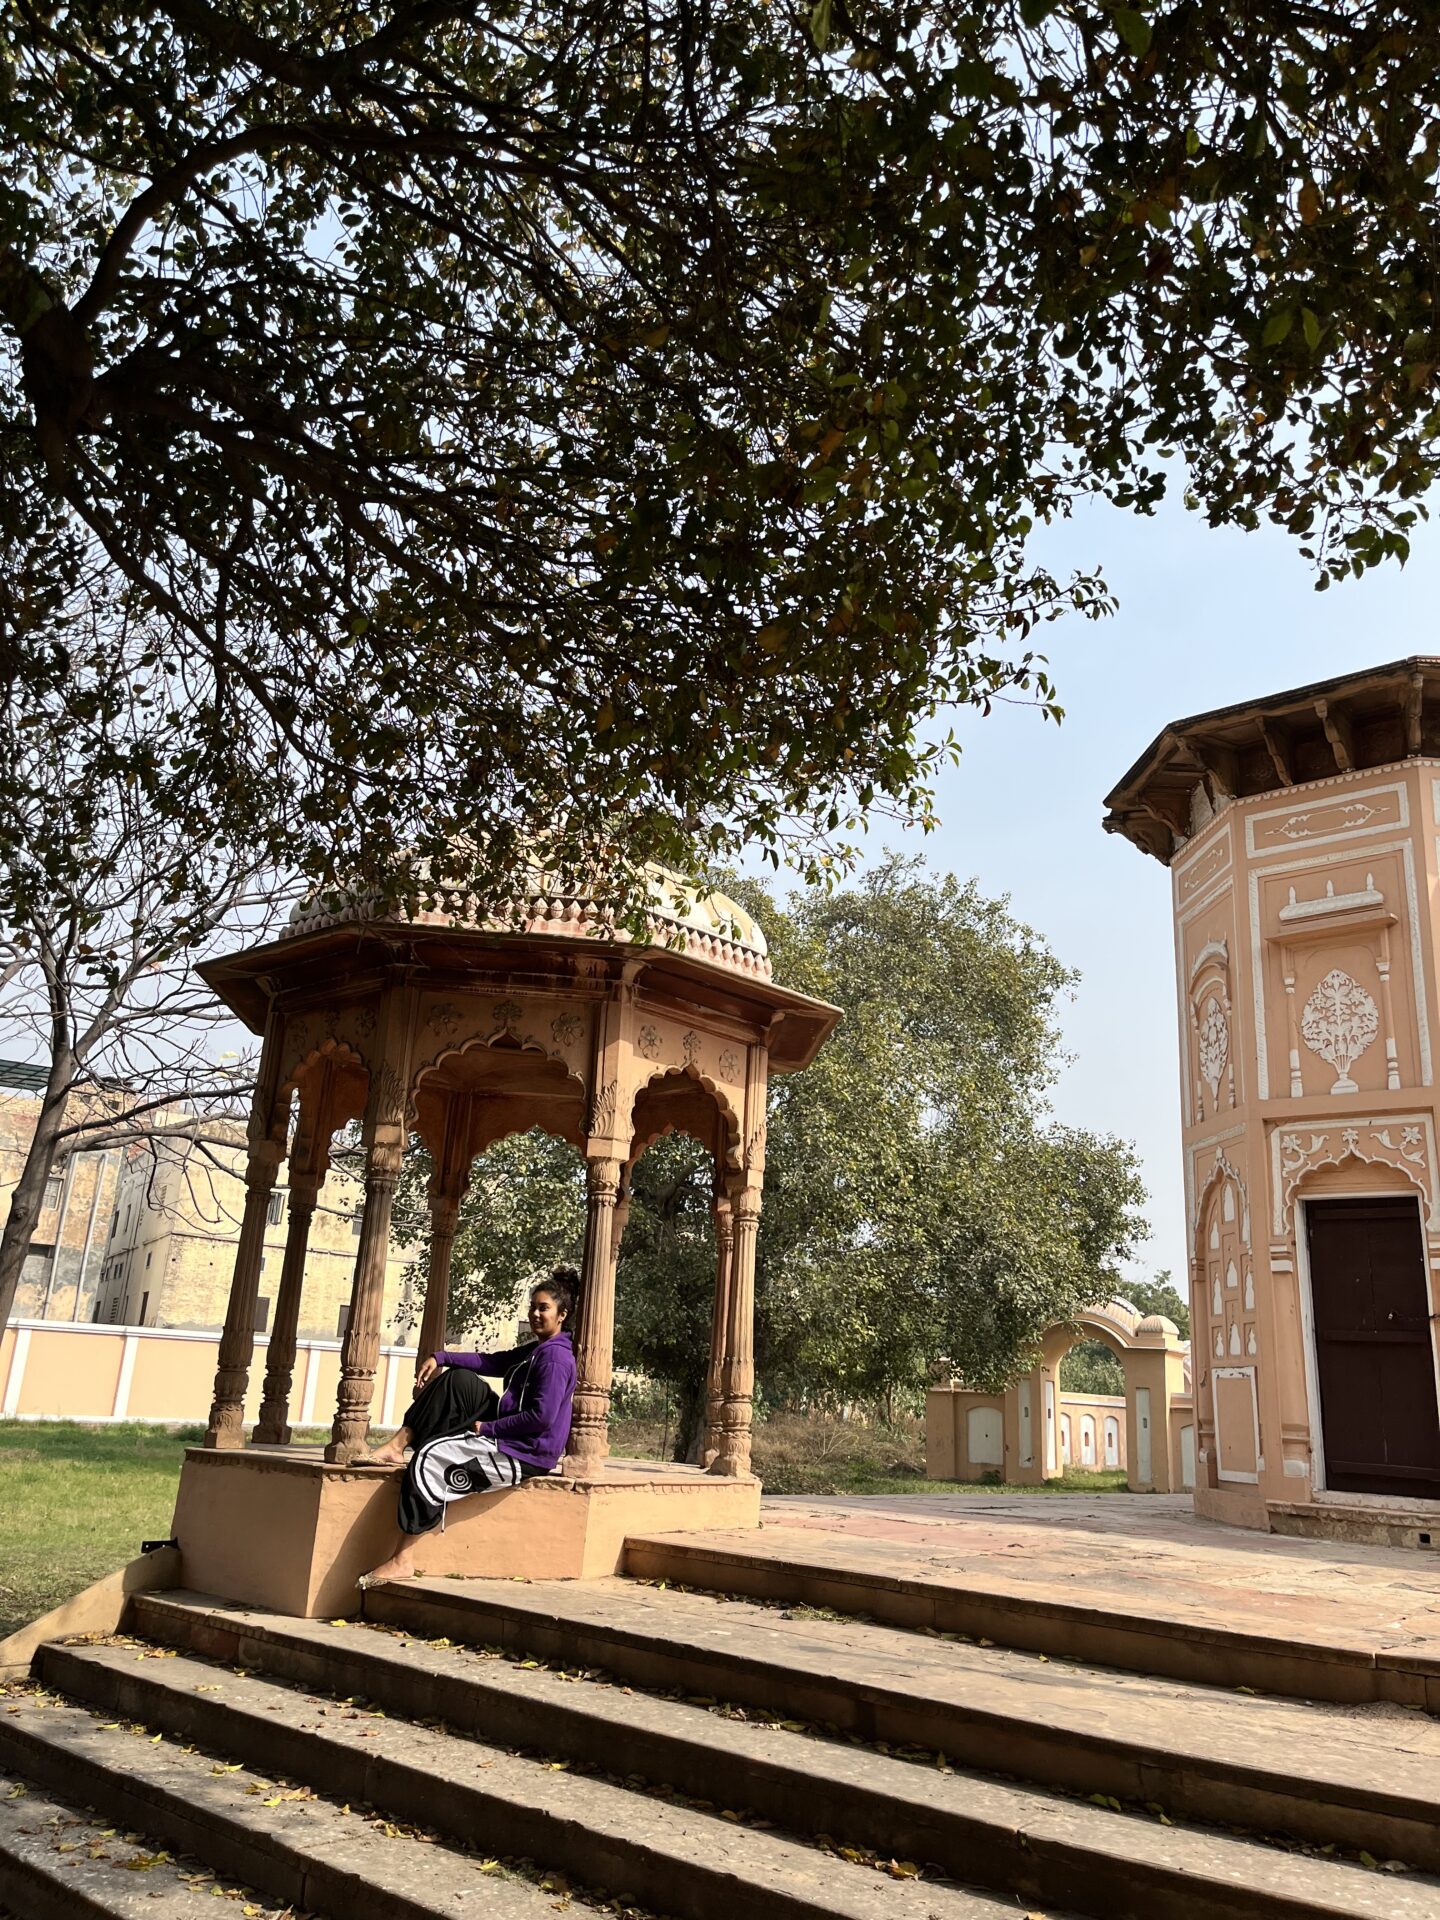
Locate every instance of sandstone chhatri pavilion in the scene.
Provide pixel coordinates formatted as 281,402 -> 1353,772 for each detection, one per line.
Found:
171,862 -> 838,1613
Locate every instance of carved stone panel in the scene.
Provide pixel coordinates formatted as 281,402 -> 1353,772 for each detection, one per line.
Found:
1300,970 -> 1379,1095
1246,782 -> 1406,857
1273,1116 -> 1436,1232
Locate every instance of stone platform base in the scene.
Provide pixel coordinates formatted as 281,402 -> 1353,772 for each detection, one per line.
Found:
170,1448 -> 760,1618
1268,1498 -> 1440,1550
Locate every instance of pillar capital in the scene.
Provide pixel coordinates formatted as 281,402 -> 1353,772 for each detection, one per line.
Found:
586,1155 -> 622,1203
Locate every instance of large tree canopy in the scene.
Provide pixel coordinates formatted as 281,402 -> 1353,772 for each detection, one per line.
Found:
3,2 -> 1437,900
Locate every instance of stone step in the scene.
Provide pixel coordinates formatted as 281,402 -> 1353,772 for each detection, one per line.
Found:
1267,1503 -> 1440,1552
0,1695 -> 565,1919
128,1589 -> 1440,1920
0,1768 -> 289,1919
28,1640 -> 1032,1920
621,1530 -> 1440,1709
358,1572 -> 1440,1875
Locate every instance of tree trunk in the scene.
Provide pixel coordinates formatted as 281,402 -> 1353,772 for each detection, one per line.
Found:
674,1383 -> 705,1464
0,1061 -> 74,1328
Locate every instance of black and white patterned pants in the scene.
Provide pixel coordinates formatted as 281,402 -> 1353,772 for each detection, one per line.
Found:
398,1429 -> 526,1535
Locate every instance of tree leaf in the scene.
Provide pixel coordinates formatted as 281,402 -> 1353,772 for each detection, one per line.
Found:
1262,307 -> 1295,346
1114,9 -> 1152,56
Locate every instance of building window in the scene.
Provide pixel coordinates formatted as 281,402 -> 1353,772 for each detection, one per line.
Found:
43,1173 -> 62,1212
267,1192 -> 285,1227
336,1304 -> 351,1339
145,1250 -> 152,1269
351,1208 -> 364,1237
139,1291 -> 150,1325
254,1295 -> 271,1334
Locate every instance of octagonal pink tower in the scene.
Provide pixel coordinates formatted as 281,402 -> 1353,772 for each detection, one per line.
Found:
1106,659 -> 1440,1542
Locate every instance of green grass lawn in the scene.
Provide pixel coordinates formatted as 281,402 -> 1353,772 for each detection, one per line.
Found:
0,1420 -> 202,1641
0,1416 -> 1129,1639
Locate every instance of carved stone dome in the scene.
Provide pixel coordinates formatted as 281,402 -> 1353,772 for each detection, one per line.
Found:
285,860 -> 771,979
1135,1312 -> 1180,1337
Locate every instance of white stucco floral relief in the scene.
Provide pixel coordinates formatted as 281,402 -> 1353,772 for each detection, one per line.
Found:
1300,969 -> 1379,1094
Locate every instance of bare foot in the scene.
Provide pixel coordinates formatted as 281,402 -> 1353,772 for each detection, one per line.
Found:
362,1550 -> 416,1584
367,1444 -> 408,1466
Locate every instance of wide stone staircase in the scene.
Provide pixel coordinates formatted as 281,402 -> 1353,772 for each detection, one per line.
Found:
3,1528 -> 1440,1919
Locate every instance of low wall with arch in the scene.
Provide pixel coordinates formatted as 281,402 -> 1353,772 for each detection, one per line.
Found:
926,1298 -> 1194,1494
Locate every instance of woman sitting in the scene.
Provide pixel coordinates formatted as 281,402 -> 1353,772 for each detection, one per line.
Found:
360,1266 -> 578,1585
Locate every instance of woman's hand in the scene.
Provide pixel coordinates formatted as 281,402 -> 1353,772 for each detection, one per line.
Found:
414,1355 -> 440,1390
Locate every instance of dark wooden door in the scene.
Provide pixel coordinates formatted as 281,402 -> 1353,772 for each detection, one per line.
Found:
1306,1197 -> 1440,1497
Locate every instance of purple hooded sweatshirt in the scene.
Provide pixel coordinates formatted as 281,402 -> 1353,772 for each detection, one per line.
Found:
434,1332 -> 576,1472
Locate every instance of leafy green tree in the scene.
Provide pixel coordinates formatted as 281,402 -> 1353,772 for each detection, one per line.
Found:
4,2 -> 1437,905
1059,1343 -> 1125,1397
739,863 -> 1148,1424
390,1128 -> 586,1344
612,1133 -> 718,1441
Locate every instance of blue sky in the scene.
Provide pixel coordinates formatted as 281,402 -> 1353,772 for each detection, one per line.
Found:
852,493 -> 1440,1290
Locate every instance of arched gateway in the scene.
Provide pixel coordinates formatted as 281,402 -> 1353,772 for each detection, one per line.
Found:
927,1298 -> 1192,1493
173,867 -> 838,1614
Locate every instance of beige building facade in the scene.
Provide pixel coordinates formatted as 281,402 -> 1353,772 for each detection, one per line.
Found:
0,1076 -> 123,1325
90,1127 -> 417,1346
1106,658 -> 1440,1536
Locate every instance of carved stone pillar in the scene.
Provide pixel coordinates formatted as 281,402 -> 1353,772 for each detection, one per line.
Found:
252,1170 -> 319,1445
326,1049 -> 412,1464
710,1187 -> 759,1476
415,1192 -> 461,1365
611,1175 -> 632,1262
702,1196 -> 735,1467
565,1156 -> 622,1475
203,1136 -> 284,1449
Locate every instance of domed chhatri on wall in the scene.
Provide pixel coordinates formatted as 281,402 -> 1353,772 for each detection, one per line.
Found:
1106,657 -> 1440,1538
193,861 -> 839,1486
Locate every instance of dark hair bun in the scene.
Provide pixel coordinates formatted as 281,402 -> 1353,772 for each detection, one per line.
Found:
537,1265 -> 580,1319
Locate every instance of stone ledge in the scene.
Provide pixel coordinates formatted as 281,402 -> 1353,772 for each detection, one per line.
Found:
1268,1499 -> 1440,1552
171,1449 -> 759,1617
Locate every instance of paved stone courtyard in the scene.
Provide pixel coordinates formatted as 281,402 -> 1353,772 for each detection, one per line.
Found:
759,1492 -> 1440,1666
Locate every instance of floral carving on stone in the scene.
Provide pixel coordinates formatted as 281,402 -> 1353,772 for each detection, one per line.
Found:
588,1078 -> 617,1136
719,1047 -> 742,1082
427,1001 -> 463,1038
1300,969 -> 1379,1094
1277,800 -> 1379,841
636,1023 -> 662,1062
1277,1119 -> 1433,1229
682,1029 -> 702,1068
1197,996 -> 1229,1106
491,999 -> 524,1034
551,1012 -> 583,1050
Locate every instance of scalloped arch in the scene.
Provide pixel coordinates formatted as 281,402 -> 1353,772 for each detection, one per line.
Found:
1191,1146 -> 1251,1253
413,1027 -> 586,1097
628,1061 -> 743,1168
1281,1132 -> 1433,1229
281,1035 -> 369,1101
